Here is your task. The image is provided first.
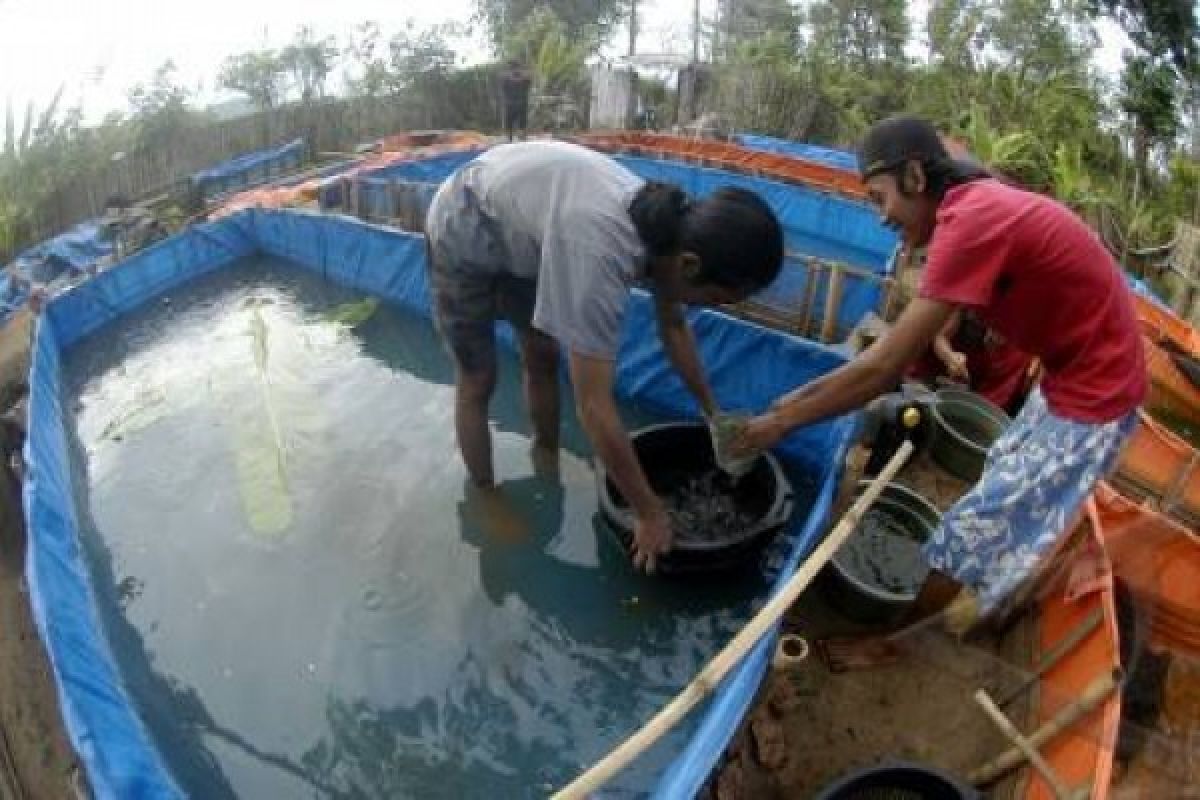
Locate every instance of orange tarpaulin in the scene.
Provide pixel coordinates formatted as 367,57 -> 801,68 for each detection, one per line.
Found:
1013,514 -> 1122,800
1112,410 -> 1200,523
1093,482 -> 1200,657
1143,335 -> 1200,427
573,131 -> 868,199
211,132 -> 489,220
1028,576 -> 1120,800
1133,293 -> 1200,359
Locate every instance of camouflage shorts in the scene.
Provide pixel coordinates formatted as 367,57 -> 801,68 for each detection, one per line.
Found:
426,179 -> 537,373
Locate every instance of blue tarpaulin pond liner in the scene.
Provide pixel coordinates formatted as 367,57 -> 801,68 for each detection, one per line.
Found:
732,134 -> 860,173
190,138 -> 308,200
26,209 -> 856,798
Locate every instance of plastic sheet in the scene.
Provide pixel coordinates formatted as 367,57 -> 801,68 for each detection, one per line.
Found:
733,133 -> 859,172
27,207 -> 856,798
575,132 -> 868,199
190,138 -> 307,199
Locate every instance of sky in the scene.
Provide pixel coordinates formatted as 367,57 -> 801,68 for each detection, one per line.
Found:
0,0 -> 1131,125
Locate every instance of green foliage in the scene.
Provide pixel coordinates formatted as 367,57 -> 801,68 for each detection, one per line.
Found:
279,27 -> 339,102
1090,0 -> 1199,75
1121,53 -> 1182,168
804,0 -> 910,70
345,21 -> 393,99
503,8 -> 589,95
127,61 -> 195,153
475,0 -> 629,55
389,21 -> 460,90
0,3 -> 1195,274
1164,154 -> 1200,222
218,50 -> 287,112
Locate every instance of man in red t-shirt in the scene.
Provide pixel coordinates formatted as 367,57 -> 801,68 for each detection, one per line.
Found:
734,116 -> 1145,669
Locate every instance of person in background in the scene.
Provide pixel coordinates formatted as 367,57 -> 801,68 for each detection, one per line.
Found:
909,308 -> 1037,416
426,140 -> 783,572
500,60 -> 533,142
733,116 -> 1144,666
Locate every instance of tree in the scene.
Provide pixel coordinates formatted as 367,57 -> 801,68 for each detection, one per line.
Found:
1121,53 -> 1182,172
503,8 -> 589,94
719,0 -> 803,56
475,0 -> 629,55
803,0 -> 910,71
979,0 -> 1096,81
127,61 -> 194,152
1090,0 -> 1199,75
345,21 -> 393,99
389,21 -> 460,91
386,21 -> 462,126
280,27 -> 340,103
217,50 -> 287,113
926,0 -> 988,71
1090,2 -> 1198,177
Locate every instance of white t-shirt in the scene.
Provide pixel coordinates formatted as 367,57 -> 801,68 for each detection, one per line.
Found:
429,141 -> 648,358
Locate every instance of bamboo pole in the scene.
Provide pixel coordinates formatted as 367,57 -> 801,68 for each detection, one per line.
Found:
821,262 -> 846,343
969,668 -> 1121,787
797,257 -> 821,337
551,439 -> 915,799
996,607 -> 1104,709
975,689 -> 1072,800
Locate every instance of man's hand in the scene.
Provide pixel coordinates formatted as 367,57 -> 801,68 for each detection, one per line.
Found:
730,410 -> 787,458
941,350 -> 970,383
632,503 -> 673,574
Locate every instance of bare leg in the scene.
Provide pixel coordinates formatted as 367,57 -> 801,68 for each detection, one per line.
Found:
518,328 -> 561,470
455,360 -> 498,488
454,354 -> 533,541
819,570 -> 966,673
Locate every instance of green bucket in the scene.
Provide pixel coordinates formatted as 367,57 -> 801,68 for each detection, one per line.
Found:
929,389 -> 1011,482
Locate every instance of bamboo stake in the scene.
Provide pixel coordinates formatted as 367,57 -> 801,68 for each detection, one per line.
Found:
996,607 -> 1104,709
821,262 -> 845,344
975,689 -> 1072,800
797,257 -> 821,337
880,276 -> 898,323
551,440 -> 915,799
970,668 -> 1121,787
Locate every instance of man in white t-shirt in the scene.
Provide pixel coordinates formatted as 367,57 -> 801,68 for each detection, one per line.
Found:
426,141 -> 784,572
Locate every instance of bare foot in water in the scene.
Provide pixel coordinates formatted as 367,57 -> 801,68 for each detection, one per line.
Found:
817,636 -> 903,673
465,484 -> 530,544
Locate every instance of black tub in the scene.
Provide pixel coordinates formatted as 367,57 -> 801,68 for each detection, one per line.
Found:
814,761 -> 980,799
597,422 -> 795,574
823,482 -> 940,624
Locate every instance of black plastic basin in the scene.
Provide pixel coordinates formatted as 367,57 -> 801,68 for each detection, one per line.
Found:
596,422 -> 795,574
814,761 -> 980,800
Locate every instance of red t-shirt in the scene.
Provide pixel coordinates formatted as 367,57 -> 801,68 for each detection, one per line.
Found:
919,180 -> 1146,423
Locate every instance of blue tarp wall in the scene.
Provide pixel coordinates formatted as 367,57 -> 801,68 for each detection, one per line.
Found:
27,208 -> 856,799
360,148 -> 900,338
733,133 -> 860,173
190,138 -> 308,200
